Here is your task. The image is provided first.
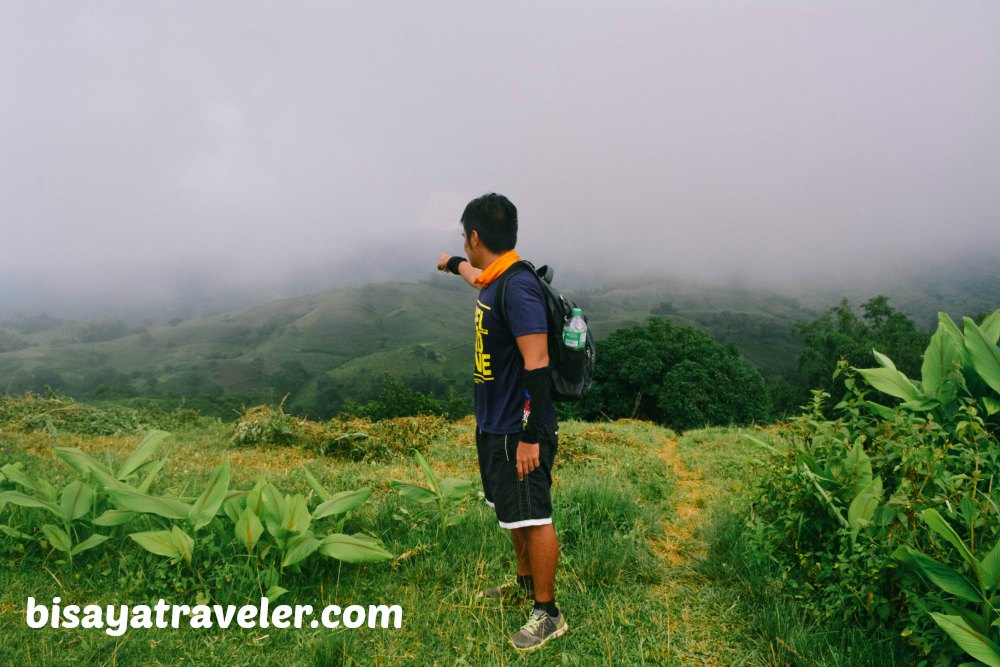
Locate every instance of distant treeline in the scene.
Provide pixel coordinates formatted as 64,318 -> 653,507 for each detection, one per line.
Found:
2,294 -> 954,430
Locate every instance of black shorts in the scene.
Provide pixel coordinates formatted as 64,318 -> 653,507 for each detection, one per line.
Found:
475,421 -> 558,529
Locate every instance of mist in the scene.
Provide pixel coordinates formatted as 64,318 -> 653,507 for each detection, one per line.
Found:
2,1 -> 998,320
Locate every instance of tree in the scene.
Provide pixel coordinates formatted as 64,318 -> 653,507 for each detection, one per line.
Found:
580,317 -> 770,431
791,296 -> 929,410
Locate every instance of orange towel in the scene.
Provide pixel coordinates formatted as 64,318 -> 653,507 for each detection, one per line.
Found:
475,250 -> 521,287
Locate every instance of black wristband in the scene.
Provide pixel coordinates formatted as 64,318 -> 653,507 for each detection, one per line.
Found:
446,256 -> 467,275
520,366 -> 553,444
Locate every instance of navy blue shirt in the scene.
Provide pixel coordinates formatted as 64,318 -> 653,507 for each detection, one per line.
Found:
473,270 -> 557,435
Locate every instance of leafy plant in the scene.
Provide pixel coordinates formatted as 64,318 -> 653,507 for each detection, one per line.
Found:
894,509 -> 1000,666
390,450 -> 474,533
0,464 -> 108,564
855,310 -> 1000,427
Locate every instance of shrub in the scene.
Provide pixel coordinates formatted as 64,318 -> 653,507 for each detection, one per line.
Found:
744,308 -> 1000,663
580,317 -> 769,431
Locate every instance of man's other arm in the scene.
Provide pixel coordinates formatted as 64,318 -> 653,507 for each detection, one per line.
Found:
514,333 -> 549,481
437,253 -> 481,288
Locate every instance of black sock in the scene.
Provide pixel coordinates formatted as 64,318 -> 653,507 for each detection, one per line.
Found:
534,599 -> 559,617
517,574 -> 534,594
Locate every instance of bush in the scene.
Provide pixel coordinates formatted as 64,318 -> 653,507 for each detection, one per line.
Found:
744,309 -> 1000,663
580,317 -> 769,431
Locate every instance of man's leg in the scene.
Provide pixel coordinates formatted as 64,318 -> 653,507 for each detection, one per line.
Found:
511,527 -> 531,576
519,524 -> 558,602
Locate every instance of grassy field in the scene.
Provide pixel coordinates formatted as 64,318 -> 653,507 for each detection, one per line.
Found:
0,399 -> 782,666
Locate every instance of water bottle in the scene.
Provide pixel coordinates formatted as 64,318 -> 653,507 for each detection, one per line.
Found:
563,308 -> 587,350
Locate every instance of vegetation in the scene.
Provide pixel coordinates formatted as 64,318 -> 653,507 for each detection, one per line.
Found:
579,317 -> 770,431
0,397 -> 762,665
790,295 -> 929,415
728,309 -> 1000,664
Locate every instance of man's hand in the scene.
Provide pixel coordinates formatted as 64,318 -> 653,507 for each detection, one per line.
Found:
437,252 -> 451,272
516,441 -> 540,481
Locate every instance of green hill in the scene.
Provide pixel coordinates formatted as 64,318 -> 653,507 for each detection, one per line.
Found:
2,262 -> 999,418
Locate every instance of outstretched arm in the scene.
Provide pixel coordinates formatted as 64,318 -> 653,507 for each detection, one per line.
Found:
437,252 -> 481,288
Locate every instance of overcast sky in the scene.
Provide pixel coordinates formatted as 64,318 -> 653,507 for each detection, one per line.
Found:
2,1 -> 998,316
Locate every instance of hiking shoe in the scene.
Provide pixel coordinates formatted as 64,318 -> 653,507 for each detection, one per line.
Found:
509,608 -> 568,651
478,580 -> 533,602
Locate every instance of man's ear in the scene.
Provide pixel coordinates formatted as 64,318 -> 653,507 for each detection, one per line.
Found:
468,229 -> 480,249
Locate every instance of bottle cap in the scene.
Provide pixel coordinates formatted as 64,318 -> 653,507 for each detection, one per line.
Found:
571,307 -> 582,317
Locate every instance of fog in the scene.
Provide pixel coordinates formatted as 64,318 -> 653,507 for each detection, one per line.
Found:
2,1 -> 998,320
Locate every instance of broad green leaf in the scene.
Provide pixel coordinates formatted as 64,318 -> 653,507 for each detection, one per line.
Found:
855,366 -> 923,403
939,312 -> 971,362
264,585 -> 288,602
41,524 -> 72,554
984,396 -> 1000,416
130,530 -> 182,561
59,481 -> 94,522
222,492 -> 246,525
109,488 -> 192,520
923,320 -> 962,400
848,476 -> 882,542
845,439 -> 873,496
1,464 -> 42,494
319,533 -> 393,563
313,488 -> 371,520
0,491 -> 61,517
281,531 -> 321,568
118,430 -> 170,480
245,477 -> 268,516
280,494 -> 311,536
257,481 -> 285,539
981,309 -> 1000,345
189,461 -> 231,530
171,526 -> 194,565
862,401 -> 897,420
942,601 -> 990,636
390,481 -> 438,504
302,468 -> 332,503
235,507 -> 264,552
71,533 -> 110,556
92,509 -> 136,526
930,613 -> 1000,667
414,451 -> 440,495
53,448 -> 121,490
901,546 -> 981,603
980,538 -> 1000,591
923,509 -> 978,571
964,318 -> 1000,395
900,398 -> 940,412
440,478 -> 475,502
873,349 -> 898,371
137,460 -> 165,494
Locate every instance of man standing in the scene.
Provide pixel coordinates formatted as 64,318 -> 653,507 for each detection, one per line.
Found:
436,193 -> 567,651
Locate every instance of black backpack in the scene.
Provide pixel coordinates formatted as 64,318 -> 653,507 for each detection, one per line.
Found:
495,260 -> 596,402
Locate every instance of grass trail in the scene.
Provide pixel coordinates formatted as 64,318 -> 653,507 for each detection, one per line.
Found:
650,428 -> 769,666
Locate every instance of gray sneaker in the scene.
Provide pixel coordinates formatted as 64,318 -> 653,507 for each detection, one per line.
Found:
478,580 -> 533,601
509,608 -> 568,651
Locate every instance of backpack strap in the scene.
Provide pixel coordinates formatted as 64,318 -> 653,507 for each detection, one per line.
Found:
494,260 -> 539,332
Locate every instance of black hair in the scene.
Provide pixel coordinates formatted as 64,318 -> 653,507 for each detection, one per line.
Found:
461,193 -> 517,254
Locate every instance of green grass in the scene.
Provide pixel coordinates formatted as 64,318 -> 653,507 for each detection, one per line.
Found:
3,411 -> 772,665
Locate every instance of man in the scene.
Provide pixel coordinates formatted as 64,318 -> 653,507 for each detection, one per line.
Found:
436,193 -> 567,652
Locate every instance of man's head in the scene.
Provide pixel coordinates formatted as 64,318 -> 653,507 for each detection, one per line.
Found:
461,193 -> 518,262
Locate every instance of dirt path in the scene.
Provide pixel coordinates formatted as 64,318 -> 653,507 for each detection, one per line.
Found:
657,434 -> 713,566
651,431 -> 761,666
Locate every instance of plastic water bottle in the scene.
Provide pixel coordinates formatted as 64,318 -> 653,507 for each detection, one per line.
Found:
563,308 -> 587,350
